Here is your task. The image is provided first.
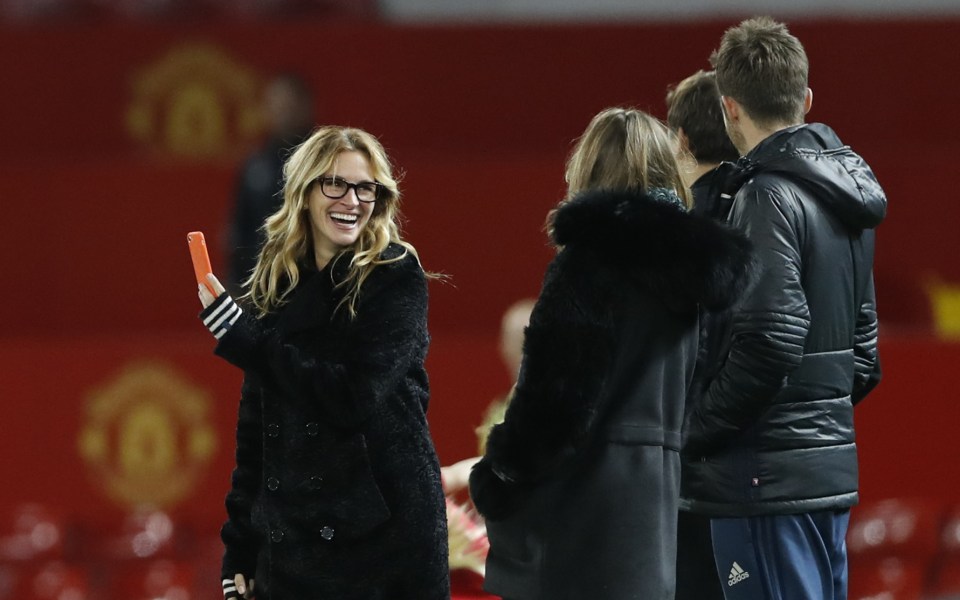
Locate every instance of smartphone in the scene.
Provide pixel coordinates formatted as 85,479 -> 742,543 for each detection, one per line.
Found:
187,231 -> 217,297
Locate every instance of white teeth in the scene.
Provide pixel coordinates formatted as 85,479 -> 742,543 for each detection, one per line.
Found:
330,212 -> 358,222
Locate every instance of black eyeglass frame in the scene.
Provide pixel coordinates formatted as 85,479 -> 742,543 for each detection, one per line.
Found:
314,176 -> 383,203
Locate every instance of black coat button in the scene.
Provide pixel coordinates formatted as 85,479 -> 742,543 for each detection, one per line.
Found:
320,526 -> 334,541
305,422 -> 319,436
271,529 -> 284,542
266,477 -> 279,491
267,423 -> 280,438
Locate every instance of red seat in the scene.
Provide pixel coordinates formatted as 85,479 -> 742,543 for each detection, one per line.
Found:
96,507 -> 180,561
10,561 -> 90,600
848,558 -> 925,600
106,558 -> 196,600
90,508 -> 198,599
190,534 -> 225,599
847,498 -> 944,560
0,563 -> 18,600
847,498 -> 945,600
0,504 -> 69,562
926,503 -> 960,599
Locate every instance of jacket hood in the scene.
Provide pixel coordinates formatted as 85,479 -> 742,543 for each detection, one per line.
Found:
740,123 -> 887,230
551,188 -> 758,312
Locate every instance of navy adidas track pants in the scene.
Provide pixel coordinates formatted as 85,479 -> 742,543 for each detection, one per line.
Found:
710,509 -> 851,600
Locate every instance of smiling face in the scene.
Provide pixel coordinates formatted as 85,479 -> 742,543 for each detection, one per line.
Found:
307,150 -> 376,269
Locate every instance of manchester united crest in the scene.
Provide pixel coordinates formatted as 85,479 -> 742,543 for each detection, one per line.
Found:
78,362 -> 217,509
126,42 -> 263,159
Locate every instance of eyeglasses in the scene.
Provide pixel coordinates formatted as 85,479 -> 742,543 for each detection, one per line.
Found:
315,176 -> 382,203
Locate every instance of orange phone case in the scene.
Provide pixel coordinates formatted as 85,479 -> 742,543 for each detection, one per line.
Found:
187,231 -> 217,296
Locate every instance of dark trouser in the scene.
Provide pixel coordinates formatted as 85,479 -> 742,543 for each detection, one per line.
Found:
676,511 -> 725,600
710,509 -> 851,600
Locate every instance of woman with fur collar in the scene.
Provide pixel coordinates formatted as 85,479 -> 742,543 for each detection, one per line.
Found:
468,108 -> 757,600
196,127 -> 449,600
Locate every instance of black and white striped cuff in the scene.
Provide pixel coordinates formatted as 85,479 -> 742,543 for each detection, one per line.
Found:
222,578 -> 240,599
201,294 -> 243,340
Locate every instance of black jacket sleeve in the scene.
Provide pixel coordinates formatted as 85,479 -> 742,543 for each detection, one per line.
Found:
470,249 -> 617,519
852,271 -> 881,404
220,377 -> 262,580
684,183 -> 810,457
213,256 -> 428,430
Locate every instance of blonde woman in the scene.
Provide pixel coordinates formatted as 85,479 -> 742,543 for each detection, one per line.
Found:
196,127 -> 449,600
468,108 -> 757,600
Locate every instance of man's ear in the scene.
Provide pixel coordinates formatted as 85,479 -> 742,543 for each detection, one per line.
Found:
803,88 -> 813,114
721,95 -> 740,122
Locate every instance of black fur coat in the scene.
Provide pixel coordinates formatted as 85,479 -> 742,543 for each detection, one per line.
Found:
469,189 -> 756,600
212,244 -> 449,600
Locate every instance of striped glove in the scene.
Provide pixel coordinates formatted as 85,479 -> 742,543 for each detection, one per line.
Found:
222,578 -> 240,599
201,293 -> 243,340
222,575 -> 254,599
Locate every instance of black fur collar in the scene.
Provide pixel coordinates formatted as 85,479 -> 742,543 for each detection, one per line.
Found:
551,188 -> 758,311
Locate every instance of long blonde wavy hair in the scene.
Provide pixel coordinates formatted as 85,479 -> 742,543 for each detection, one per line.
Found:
547,107 -> 692,241
242,126 -> 418,318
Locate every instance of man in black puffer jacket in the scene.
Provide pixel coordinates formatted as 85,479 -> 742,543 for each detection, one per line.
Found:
681,17 -> 885,600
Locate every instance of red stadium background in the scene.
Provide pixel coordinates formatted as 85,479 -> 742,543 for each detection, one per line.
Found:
0,15 -> 957,598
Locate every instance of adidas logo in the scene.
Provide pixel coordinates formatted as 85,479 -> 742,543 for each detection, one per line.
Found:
727,561 -> 750,586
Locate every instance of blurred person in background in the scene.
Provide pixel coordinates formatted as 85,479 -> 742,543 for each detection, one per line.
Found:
665,68 -> 740,600
196,126 -> 449,600
441,298 -> 536,495
441,298 -> 535,579
468,107 -> 756,600
680,17 -> 885,600
225,72 -> 315,296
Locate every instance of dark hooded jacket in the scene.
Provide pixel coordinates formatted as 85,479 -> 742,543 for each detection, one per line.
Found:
690,161 -> 738,222
681,124 -> 886,517
468,188 -> 756,600
686,162 -> 743,415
